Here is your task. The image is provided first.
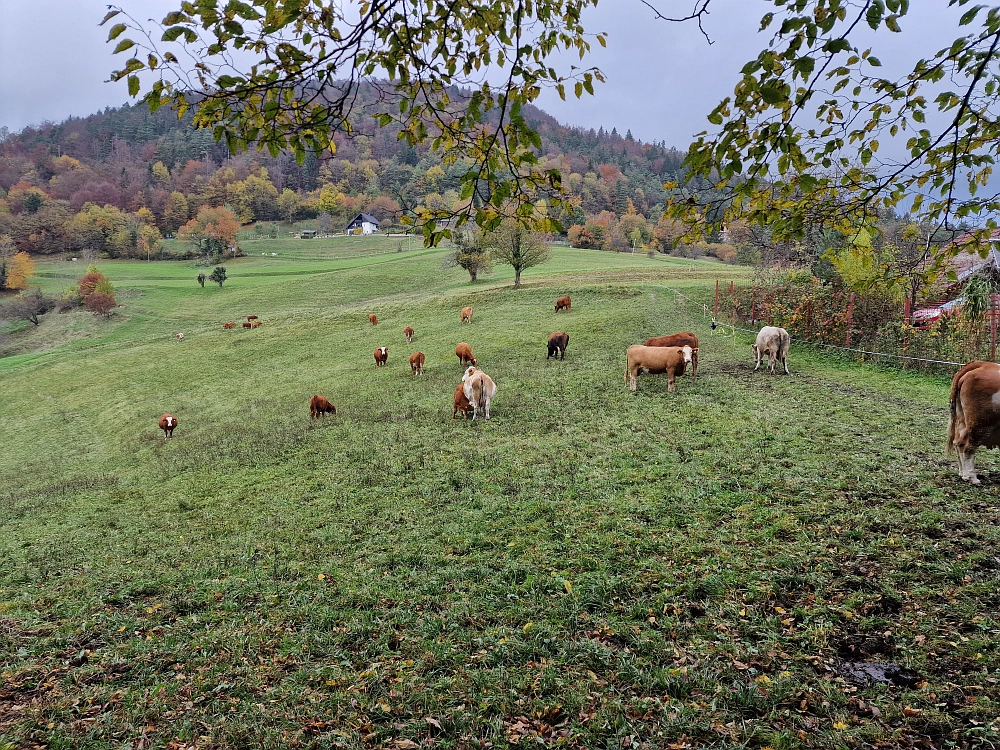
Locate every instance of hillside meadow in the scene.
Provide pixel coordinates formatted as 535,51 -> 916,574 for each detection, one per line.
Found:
0,242 -> 997,750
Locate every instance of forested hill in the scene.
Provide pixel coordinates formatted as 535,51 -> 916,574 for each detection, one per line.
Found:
0,84 -> 697,259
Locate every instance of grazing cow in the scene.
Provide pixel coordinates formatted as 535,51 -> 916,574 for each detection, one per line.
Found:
223,321 -> 236,329
374,347 -> 388,366
158,413 -> 178,439
247,315 -> 258,321
455,342 -> 478,367
753,326 -> 791,375
309,394 -> 337,419
644,332 -> 700,376
175,333 -> 184,341
403,326 -> 414,344
243,321 -> 252,329
547,331 -> 570,360
946,360 -> 1000,484
625,345 -> 693,393
369,314 -> 379,326
250,320 -> 261,329
555,295 -> 572,313
409,351 -> 425,375
461,306 -> 474,324
462,366 -> 497,420
453,383 -> 473,419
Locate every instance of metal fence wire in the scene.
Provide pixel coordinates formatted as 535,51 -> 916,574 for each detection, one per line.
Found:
660,281 -> 990,370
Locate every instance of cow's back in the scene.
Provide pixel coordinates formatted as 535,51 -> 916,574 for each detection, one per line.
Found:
645,332 -> 698,349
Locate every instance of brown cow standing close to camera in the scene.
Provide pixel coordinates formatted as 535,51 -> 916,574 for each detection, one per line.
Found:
644,332 -> 699,376
455,342 -> 477,367
946,360 -> 1000,484
403,326 -> 414,343
158,413 -> 178,439
409,351 -> 425,375
547,332 -> 569,360
374,347 -> 388,366
369,314 -> 378,326
625,345 -> 693,393
461,307 -> 474,324
555,296 -> 571,313
310,395 -> 337,419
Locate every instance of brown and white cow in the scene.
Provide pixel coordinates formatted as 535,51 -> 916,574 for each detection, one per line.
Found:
223,321 -> 236,329
242,321 -> 253,329
455,342 -> 477,367
547,332 -> 569,360
247,315 -> 259,321
461,306 -> 474,324
403,326 -> 414,344
369,314 -> 379,326
946,360 -> 1000,484
158,413 -> 178,439
554,295 -> 572,313
249,320 -> 261,328
409,351 -> 425,375
310,395 -> 337,419
625,345 -> 693,393
453,383 -> 473,419
753,326 -> 790,375
175,333 -> 184,341
374,347 -> 388,366
645,332 -> 699,376
462,366 -> 497,420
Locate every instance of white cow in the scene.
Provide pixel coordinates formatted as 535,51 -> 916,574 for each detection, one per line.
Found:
753,326 -> 790,374
175,333 -> 184,341
462,366 -> 497,420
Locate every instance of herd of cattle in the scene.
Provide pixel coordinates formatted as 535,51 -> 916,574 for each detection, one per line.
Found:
156,296 -> 1000,485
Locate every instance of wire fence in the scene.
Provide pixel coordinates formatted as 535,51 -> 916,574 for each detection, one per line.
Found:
660,282 -> 978,371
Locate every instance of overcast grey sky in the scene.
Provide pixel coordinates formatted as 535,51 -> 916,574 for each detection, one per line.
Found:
0,1 -> 968,150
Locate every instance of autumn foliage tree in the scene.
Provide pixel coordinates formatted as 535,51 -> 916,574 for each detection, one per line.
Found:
178,207 -> 240,259
84,293 -> 117,317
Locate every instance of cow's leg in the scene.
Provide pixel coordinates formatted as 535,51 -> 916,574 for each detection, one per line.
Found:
753,345 -> 761,371
629,370 -> 637,392
958,448 -> 980,484
769,351 -> 777,374
667,370 -> 676,392
692,351 -> 698,376
782,355 -> 790,375
484,399 -> 491,420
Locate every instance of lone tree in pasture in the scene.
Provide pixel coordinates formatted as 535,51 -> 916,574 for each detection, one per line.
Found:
196,273 -> 206,288
209,266 -> 227,289
446,228 -> 493,283
178,207 -> 240,260
485,221 -> 550,289
2,292 -> 55,326
84,292 -> 117,317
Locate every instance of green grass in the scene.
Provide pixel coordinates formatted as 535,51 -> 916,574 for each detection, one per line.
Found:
1,247 -> 997,749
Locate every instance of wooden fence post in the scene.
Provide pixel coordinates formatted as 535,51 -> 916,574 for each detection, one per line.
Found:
903,298 -> 911,356
805,300 -> 812,340
714,279 -> 719,318
750,292 -> 757,326
990,294 -> 1000,362
845,292 -> 855,347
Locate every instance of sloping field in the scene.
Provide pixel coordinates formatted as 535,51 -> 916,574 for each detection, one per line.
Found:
0,246 -> 997,749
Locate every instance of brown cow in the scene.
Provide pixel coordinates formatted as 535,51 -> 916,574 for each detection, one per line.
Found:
409,351 -> 425,375
554,295 -> 572,313
547,332 -> 569,360
625,345 -> 693,393
374,346 -> 388,366
461,306 -> 474,324
946,360 -> 1000,484
242,321 -> 252,329
369,314 -> 378,326
644,332 -> 699,376
310,394 -> 337,419
455,342 -> 477,367
158,413 -> 178,439
223,321 -> 236,329
250,320 -> 261,328
247,315 -> 258,321
462,366 -> 497,420
453,383 -> 473,419
403,326 -> 414,344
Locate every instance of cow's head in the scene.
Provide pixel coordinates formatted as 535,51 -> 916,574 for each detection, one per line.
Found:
462,366 -> 478,382
681,345 -> 693,364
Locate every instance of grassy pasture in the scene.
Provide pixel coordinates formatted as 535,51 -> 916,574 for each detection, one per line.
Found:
1,246 -> 998,750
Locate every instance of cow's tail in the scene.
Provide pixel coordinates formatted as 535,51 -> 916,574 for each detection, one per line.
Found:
779,330 -> 791,360
946,371 -> 963,454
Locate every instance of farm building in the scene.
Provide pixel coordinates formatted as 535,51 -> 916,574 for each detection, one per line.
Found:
346,213 -> 380,235
300,230 -> 317,239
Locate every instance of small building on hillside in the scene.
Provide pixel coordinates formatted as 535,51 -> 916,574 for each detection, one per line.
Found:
300,230 -> 317,239
345,213 -> 380,235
